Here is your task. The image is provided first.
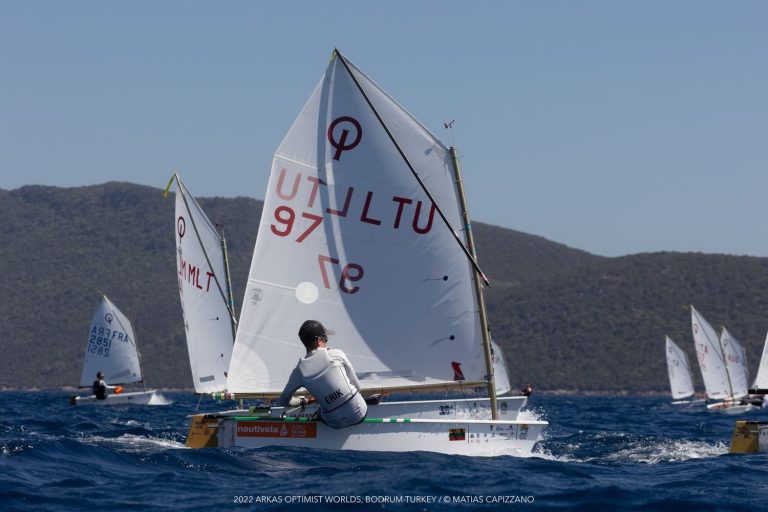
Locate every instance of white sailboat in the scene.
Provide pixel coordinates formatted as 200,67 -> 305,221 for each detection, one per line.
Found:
750,330 -> 768,394
166,173 -> 236,394
720,327 -> 749,397
690,306 -> 751,413
186,50 -> 545,456
70,295 -> 157,405
665,336 -> 700,405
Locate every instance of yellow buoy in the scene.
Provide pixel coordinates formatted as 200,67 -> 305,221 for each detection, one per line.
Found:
186,414 -> 220,448
730,421 -> 761,453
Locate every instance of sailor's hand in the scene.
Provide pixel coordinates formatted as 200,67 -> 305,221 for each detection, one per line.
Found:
114,386 -> 124,395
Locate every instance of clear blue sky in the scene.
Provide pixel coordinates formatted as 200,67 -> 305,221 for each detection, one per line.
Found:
2,1 -> 766,257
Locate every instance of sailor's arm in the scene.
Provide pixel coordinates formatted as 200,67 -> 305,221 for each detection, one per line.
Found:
278,368 -> 308,407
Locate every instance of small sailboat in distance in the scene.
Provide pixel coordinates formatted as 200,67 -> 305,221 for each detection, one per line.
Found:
690,306 -> 752,413
70,295 -> 157,405
665,336 -> 701,405
749,330 -> 768,395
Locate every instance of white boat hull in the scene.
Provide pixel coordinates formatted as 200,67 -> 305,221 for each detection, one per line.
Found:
202,416 -> 545,457
706,400 -> 756,414
671,398 -> 706,406
187,396 -> 545,457
70,390 -> 157,406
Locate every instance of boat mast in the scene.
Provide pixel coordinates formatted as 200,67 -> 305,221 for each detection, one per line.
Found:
220,229 -> 238,342
449,147 -> 499,420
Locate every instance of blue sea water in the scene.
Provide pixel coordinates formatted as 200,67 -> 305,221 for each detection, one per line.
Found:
1,391 -> 767,511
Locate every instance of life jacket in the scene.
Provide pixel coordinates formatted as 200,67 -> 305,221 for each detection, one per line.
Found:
93,379 -> 108,400
298,348 -> 358,414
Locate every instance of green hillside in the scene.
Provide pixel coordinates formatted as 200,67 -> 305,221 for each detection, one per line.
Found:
2,182 -> 766,393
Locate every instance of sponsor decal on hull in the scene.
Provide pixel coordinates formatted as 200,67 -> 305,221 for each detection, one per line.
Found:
467,424 -> 523,443
236,421 -> 317,438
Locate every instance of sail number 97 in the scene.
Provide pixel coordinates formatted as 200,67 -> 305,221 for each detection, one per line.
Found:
318,255 -> 364,294
271,206 -> 323,243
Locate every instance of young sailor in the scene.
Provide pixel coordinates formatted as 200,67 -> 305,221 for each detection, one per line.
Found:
92,371 -> 116,400
279,320 -> 367,428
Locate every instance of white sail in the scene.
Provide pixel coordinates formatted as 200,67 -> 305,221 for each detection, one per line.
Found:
752,331 -> 768,391
666,336 -> 695,400
227,54 -> 487,394
172,174 -> 235,393
720,327 -> 748,399
691,306 -> 731,400
79,296 -> 142,387
491,339 -> 511,395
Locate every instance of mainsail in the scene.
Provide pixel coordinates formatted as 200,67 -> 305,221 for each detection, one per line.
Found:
690,306 -> 731,400
665,336 -> 695,400
171,174 -> 236,393
79,296 -> 142,387
720,326 -> 748,399
227,53 -> 489,394
751,331 -> 768,392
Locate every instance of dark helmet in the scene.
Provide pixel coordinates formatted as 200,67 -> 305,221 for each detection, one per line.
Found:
97,371 -> 104,379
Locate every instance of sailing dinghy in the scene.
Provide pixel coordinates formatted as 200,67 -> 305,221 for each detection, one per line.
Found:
70,295 -> 157,405
690,306 -> 753,413
749,330 -> 768,396
186,50 -> 545,456
665,336 -> 702,405
166,173 -> 236,394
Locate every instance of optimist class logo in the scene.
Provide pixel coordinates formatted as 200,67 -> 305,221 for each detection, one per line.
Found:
327,116 -> 362,161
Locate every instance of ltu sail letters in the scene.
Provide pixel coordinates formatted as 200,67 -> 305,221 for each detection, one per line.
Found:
272,167 -> 436,242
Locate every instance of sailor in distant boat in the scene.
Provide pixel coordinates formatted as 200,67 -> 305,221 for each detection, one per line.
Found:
520,383 -> 533,397
279,320 -> 367,428
92,371 -> 117,400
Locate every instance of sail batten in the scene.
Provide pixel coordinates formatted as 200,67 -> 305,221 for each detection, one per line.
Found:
227,52 -> 489,394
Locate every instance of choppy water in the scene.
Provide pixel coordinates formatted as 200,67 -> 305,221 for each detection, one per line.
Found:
1,391 -> 766,511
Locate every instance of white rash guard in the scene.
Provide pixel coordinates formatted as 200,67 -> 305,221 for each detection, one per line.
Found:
279,347 -> 367,428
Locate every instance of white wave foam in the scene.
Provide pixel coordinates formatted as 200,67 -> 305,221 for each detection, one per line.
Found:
149,393 -> 173,405
83,433 -> 186,452
603,439 -> 729,464
517,407 -> 546,422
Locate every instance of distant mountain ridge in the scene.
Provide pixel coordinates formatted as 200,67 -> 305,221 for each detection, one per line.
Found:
3,182 -> 768,392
